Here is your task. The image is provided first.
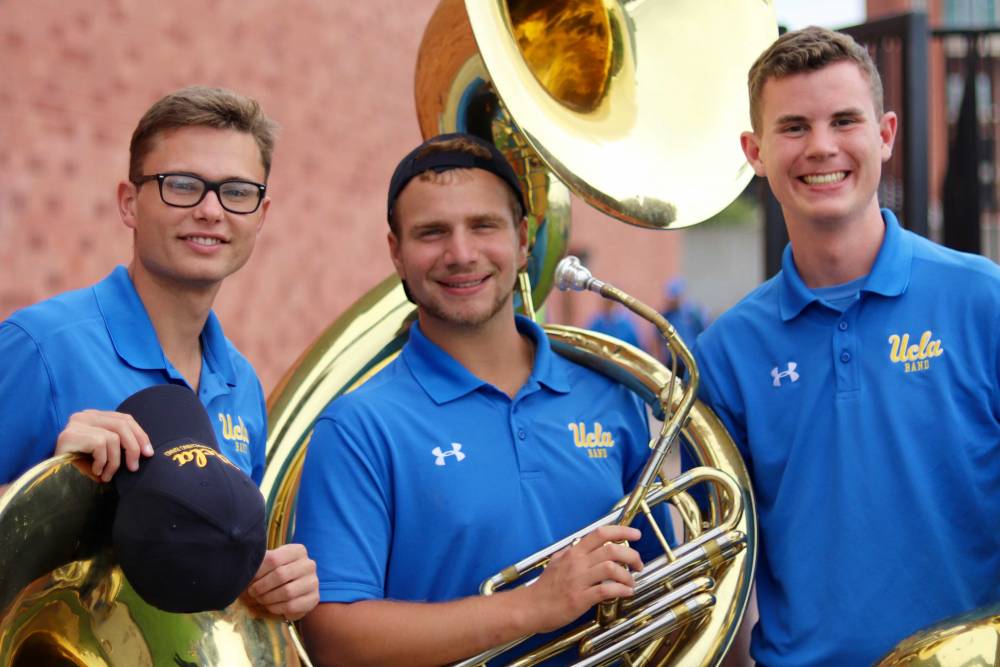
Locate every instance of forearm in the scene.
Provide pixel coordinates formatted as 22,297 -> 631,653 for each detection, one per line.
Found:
301,589 -> 536,667
0,483 -> 10,498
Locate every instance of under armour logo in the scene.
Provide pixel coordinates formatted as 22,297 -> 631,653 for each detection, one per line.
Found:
432,443 -> 466,466
771,362 -> 800,386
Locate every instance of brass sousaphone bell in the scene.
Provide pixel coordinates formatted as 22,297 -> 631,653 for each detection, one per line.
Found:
266,1 -> 776,666
0,448 -> 305,666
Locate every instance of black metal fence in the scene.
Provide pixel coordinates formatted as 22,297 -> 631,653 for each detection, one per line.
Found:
932,27 -> 1000,260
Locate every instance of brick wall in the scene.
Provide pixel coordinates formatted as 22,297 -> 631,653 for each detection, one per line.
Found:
0,0 -> 682,392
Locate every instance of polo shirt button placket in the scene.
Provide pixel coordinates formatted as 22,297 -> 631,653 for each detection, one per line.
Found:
833,311 -> 858,393
510,404 -> 534,473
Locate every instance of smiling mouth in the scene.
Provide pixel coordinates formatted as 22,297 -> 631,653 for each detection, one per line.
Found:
440,276 -> 487,289
800,171 -> 847,186
182,235 -> 227,246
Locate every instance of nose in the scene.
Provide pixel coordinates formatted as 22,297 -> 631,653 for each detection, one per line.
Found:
193,189 -> 225,223
805,125 -> 838,160
443,227 -> 477,266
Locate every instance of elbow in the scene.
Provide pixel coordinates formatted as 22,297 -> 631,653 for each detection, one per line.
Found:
299,604 -> 367,667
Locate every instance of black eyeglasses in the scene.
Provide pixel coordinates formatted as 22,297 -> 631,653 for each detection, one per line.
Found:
132,173 -> 267,214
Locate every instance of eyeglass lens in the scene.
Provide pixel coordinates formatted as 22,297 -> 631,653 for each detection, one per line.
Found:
161,174 -> 261,213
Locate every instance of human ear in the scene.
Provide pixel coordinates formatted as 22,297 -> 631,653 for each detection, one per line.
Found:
740,131 -> 767,177
387,231 -> 405,279
117,180 -> 139,230
879,111 -> 898,162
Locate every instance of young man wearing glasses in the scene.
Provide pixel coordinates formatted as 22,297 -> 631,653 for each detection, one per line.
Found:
0,86 -> 318,621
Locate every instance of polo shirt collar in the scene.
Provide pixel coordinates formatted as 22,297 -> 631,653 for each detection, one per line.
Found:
860,208 -> 912,298
93,265 -> 236,385
778,208 -> 913,321
402,314 -> 571,404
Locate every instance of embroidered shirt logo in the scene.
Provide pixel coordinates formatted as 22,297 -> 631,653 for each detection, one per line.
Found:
432,443 -> 466,466
163,443 -> 239,470
771,362 -> 800,387
218,413 -> 250,454
568,422 -> 616,460
888,330 -> 943,373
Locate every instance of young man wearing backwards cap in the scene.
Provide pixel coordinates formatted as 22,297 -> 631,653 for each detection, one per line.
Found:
294,133 -> 664,666
693,27 -> 1000,665
0,86 -> 318,621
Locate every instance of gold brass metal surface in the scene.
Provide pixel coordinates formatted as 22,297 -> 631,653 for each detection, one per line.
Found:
875,603 -> 1000,667
464,0 -> 777,229
0,455 -> 302,666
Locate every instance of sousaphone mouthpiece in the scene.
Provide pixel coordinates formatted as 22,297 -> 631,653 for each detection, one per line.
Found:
555,256 -> 599,293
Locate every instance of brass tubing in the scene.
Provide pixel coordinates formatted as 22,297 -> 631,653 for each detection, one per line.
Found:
572,594 -> 717,667
580,578 -> 716,656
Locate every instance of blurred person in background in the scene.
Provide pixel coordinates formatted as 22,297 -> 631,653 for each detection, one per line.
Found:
586,298 -> 642,349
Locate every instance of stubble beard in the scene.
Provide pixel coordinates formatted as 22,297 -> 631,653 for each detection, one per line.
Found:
418,277 -> 516,329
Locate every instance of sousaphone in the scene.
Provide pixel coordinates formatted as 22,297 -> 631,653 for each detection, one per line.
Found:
0,455 -> 305,666
264,1 -> 776,666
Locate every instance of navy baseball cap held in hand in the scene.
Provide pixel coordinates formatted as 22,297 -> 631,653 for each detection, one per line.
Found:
112,384 -> 266,614
386,132 -> 528,223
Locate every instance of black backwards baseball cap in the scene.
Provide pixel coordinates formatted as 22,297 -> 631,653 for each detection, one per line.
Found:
386,132 -> 528,224
112,384 -> 266,614
386,133 -> 528,303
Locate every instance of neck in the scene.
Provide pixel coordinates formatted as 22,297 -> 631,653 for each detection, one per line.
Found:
418,306 -> 534,399
128,260 -> 218,389
785,205 -> 885,288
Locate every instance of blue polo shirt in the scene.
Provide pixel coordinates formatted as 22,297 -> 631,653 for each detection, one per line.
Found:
694,210 -> 1000,667
295,315 -> 657,660
0,266 -> 266,484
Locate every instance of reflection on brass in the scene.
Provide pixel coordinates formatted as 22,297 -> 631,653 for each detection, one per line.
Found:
0,456 -> 304,666
875,603 -> 1000,667
463,0 -> 777,229
508,0 -> 611,112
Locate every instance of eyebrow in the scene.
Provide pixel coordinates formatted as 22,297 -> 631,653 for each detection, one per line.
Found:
774,114 -> 807,126
774,107 -> 867,127
832,107 -> 866,118
467,213 -> 507,224
168,170 -> 262,183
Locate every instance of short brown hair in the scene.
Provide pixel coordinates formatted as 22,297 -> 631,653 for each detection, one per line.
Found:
388,135 -> 524,235
128,86 -> 278,182
748,26 -> 884,133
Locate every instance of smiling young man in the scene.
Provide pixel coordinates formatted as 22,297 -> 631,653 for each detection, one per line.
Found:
293,133 -> 665,667
693,27 -> 1000,666
0,86 -> 318,620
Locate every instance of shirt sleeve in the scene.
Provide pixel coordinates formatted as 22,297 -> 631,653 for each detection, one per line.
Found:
672,335 -> 750,515
293,412 -> 392,603
0,322 -> 61,483
692,336 -> 749,460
